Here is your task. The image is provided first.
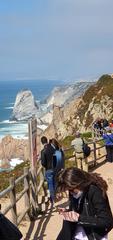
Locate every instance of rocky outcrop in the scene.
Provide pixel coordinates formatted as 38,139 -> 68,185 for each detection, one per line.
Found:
43,75 -> 113,139
10,90 -> 39,121
0,135 -> 29,162
39,81 -> 94,127
45,82 -> 94,107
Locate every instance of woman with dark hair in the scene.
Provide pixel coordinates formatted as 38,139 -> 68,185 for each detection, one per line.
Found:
56,167 -> 113,240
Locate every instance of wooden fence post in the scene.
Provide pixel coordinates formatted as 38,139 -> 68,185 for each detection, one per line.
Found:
30,168 -> 38,217
10,177 -> 17,225
24,167 -> 30,219
93,141 -> 97,166
39,167 -> 46,211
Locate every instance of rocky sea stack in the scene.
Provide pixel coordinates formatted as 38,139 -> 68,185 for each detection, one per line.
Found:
10,89 -> 39,121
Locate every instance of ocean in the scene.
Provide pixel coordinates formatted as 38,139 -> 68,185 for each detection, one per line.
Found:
0,79 -> 64,139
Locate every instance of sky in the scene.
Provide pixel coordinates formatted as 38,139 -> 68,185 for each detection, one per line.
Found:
0,0 -> 113,81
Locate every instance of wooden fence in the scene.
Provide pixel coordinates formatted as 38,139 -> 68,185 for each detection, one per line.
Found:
0,138 -> 106,226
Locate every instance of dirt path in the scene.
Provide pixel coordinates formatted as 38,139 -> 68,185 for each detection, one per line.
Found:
18,161 -> 113,240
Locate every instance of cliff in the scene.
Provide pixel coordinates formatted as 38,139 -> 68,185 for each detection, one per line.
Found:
43,75 -> 113,139
44,82 -> 94,107
0,135 -> 29,162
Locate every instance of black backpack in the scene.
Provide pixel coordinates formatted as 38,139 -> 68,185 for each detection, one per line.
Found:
82,140 -> 91,157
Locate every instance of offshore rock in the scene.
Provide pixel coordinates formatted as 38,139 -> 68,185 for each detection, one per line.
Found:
10,90 -> 39,121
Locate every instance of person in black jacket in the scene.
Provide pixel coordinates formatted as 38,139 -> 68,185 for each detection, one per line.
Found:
56,167 -> 113,240
41,136 -> 55,203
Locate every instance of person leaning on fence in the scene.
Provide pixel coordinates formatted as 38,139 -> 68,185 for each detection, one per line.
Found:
56,167 -> 113,240
40,136 -> 55,204
71,132 -> 88,172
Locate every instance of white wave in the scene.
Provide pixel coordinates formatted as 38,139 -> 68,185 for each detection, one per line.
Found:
5,107 -> 13,109
0,122 -> 28,140
0,120 -> 17,124
0,120 -> 10,124
0,121 -> 47,140
0,158 -> 24,171
38,124 -> 48,131
10,158 -> 24,168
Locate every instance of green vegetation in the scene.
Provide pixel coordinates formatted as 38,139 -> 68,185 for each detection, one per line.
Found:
82,132 -> 92,141
98,74 -> 113,87
0,161 -> 30,192
78,74 -> 113,126
61,135 -> 75,148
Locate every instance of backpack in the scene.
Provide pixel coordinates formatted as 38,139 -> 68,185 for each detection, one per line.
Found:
53,149 -> 64,173
82,141 -> 91,157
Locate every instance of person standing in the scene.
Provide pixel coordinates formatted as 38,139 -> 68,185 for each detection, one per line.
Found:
71,132 -> 88,172
41,136 -> 55,203
56,167 -> 113,240
102,129 -> 113,163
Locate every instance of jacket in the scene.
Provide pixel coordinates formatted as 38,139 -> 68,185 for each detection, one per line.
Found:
103,133 -> 113,146
56,185 -> 113,240
41,143 -> 55,170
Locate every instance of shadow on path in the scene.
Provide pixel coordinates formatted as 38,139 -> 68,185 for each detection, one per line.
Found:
90,159 -> 106,172
24,202 -> 55,240
24,198 -> 69,240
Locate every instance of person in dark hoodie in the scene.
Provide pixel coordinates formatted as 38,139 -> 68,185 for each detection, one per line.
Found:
41,136 -> 55,203
56,167 -> 113,240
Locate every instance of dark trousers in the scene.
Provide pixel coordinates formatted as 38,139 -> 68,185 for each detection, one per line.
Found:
106,145 -> 113,162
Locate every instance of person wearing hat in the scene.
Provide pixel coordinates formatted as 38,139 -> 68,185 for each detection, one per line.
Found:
71,131 -> 88,172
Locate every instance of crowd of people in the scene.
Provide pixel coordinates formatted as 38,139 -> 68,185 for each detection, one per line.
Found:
1,130 -> 113,240
40,132 -> 113,240
93,118 -> 113,136
40,132 -> 90,204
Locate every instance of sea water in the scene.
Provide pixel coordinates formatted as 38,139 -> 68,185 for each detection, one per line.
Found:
0,79 -> 64,139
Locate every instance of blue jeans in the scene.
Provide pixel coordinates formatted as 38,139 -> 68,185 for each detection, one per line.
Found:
45,170 -> 55,202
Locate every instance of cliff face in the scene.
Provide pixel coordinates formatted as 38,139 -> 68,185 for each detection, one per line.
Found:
45,82 -> 94,107
10,90 -> 39,121
43,75 -> 113,139
0,135 -> 29,162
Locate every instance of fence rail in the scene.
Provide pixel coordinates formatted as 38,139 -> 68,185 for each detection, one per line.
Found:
0,138 -> 106,226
